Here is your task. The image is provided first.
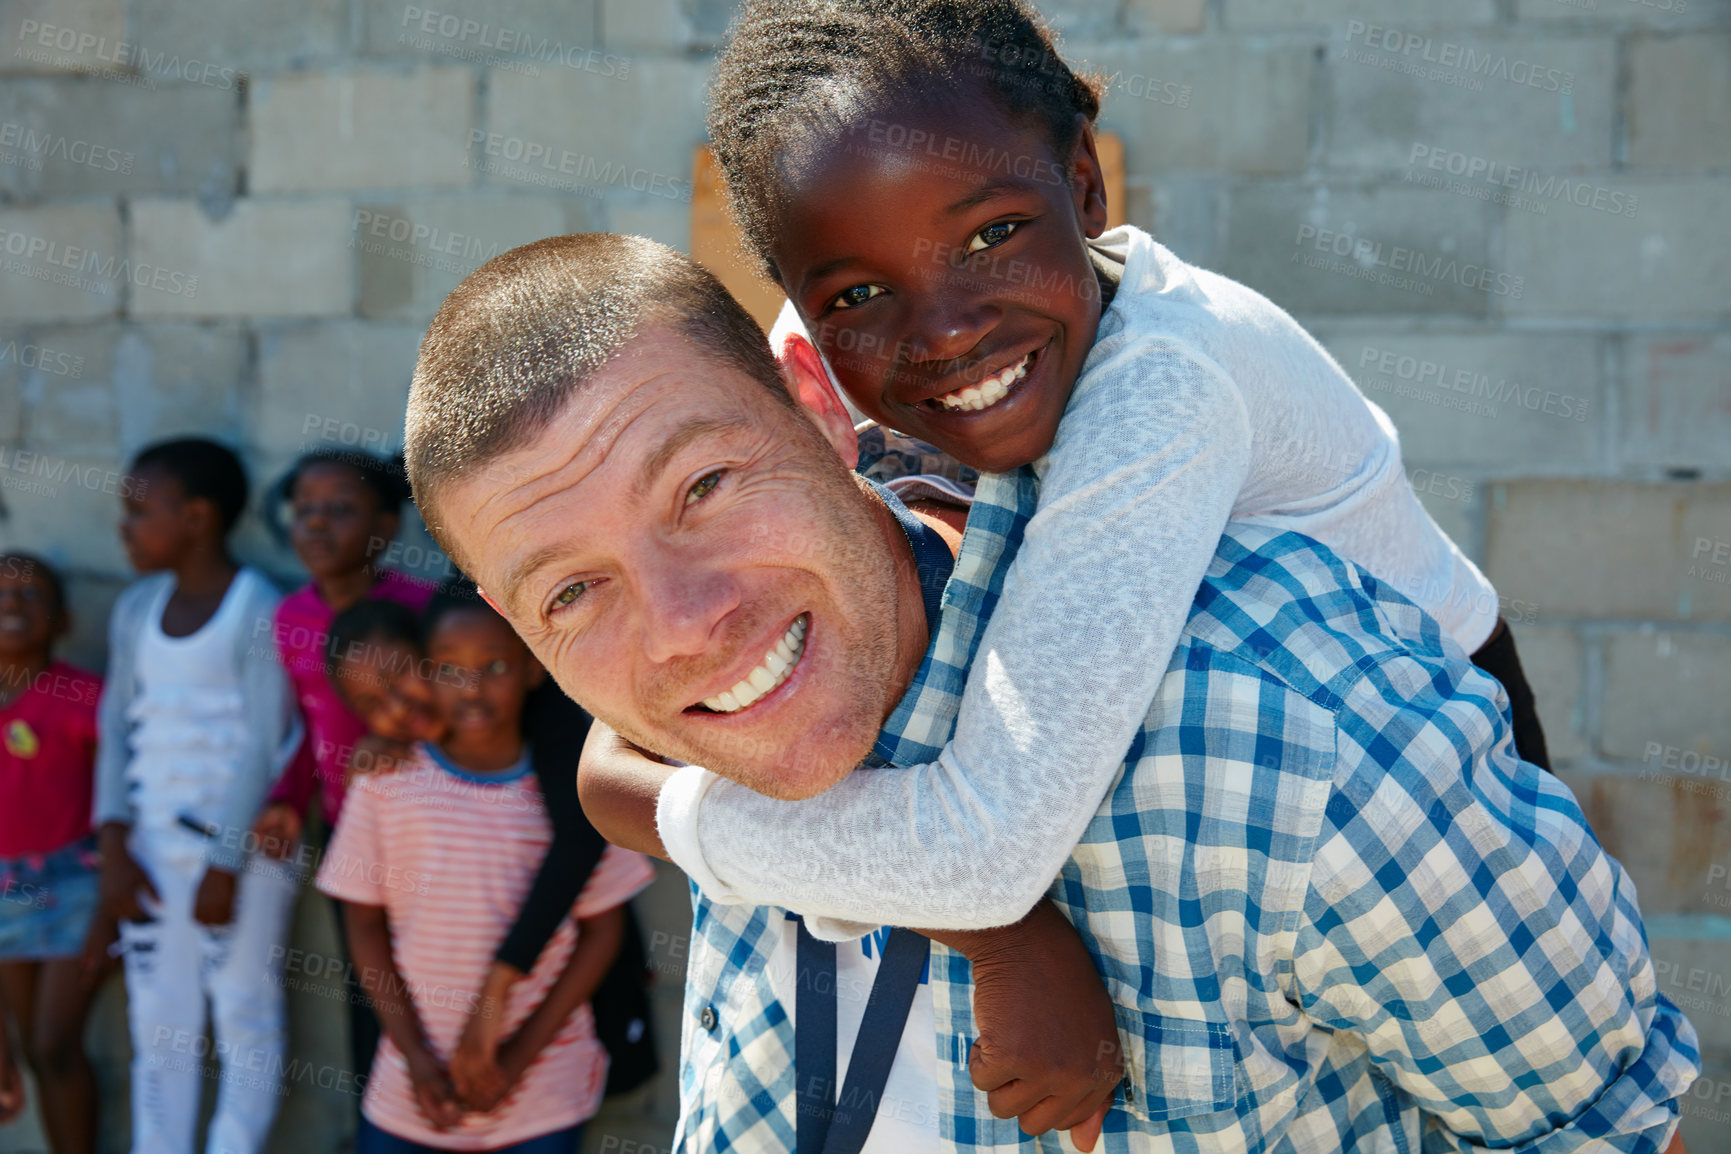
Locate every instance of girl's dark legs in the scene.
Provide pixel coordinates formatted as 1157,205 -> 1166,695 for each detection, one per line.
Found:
0,958 -> 99,1154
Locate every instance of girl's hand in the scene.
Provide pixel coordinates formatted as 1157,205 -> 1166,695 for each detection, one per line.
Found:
449,962 -> 516,1109
79,910 -> 120,989
192,867 -> 238,927
0,1041 -> 25,1124
250,802 -> 302,861
403,1046 -> 463,1129
97,825 -> 159,923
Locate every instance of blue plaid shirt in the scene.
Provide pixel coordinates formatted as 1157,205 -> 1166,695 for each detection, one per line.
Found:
674,469 -> 1699,1153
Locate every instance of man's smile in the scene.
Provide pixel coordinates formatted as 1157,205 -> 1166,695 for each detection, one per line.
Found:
694,613 -> 810,714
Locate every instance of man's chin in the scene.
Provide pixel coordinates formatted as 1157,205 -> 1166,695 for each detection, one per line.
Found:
660,723 -> 870,801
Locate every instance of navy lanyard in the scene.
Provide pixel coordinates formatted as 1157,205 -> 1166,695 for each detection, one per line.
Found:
796,481 -> 951,1153
796,922 -> 931,1154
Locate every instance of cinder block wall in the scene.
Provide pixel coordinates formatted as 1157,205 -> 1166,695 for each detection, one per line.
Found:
1,0 -> 1726,1151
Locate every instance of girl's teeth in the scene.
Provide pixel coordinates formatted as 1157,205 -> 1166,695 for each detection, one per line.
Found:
702,615 -> 809,713
935,354 -> 1030,412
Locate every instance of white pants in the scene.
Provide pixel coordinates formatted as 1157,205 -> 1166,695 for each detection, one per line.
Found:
119,828 -> 299,1154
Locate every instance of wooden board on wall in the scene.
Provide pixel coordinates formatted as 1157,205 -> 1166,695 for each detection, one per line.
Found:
690,134 -> 1127,332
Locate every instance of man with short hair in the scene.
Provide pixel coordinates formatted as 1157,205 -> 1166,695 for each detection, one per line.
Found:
406,233 -> 1697,1153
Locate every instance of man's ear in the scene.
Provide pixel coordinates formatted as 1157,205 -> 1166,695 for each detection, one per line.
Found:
780,333 -> 860,470
1067,116 -> 1109,240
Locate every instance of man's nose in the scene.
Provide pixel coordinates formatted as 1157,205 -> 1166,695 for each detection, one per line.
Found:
639,560 -> 742,665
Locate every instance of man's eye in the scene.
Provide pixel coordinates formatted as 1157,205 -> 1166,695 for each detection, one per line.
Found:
830,284 -> 884,310
966,221 -> 1019,254
686,471 -> 723,506
553,581 -> 590,608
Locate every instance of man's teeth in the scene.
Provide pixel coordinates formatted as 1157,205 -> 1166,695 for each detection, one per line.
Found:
935,353 -> 1030,412
702,616 -> 808,714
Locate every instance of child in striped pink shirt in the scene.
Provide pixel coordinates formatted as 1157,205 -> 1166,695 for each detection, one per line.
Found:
316,596 -> 652,1153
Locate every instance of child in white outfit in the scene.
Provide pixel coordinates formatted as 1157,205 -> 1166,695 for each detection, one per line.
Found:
94,439 -> 302,1154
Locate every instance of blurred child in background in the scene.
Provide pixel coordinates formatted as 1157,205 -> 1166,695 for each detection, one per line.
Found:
321,597 -> 658,1111
252,447 -> 644,1103
0,552 -> 108,1154
252,449 -> 430,854
248,449 -> 434,1087
94,438 -> 303,1154
317,593 -> 652,1152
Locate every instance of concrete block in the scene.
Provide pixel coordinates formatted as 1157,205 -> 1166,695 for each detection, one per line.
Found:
253,323 -> 425,464
1066,41 -> 1310,174
0,77 -> 238,200
1561,768 -> 1731,916
1327,35 -> 1615,171
1515,0 -> 1731,26
0,331 -> 20,441
606,196 -> 690,254
1484,481 -> 1731,621
0,202 -> 122,320
1230,0 -> 1495,27
1505,180 -> 1731,319
600,0 -> 695,50
366,0 -> 599,61
1034,0 -> 1123,37
1622,334 -> 1731,472
1,0 -> 126,73
353,194 -> 596,320
1629,34 -> 1731,167
1220,184 -> 1498,316
0,452 -> 131,572
128,0 -> 344,72
1125,0 -> 1208,33
250,67 -> 475,193
128,198 -> 351,318
1316,331 -> 1602,469
1509,623 -> 1588,763
19,323 -> 247,456
1602,630 -> 1731,761
486,56 -> 706,205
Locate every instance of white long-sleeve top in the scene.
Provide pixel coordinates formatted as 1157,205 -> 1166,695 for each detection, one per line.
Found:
658,224 -> 1500,940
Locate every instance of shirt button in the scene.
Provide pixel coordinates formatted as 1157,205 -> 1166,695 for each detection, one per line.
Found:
699,1005 -> 717,1032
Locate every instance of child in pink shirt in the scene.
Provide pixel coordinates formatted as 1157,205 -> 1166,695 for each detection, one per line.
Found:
255,450 -> 432,842
0,552 -> 108,1154
316,596 -> 652,1152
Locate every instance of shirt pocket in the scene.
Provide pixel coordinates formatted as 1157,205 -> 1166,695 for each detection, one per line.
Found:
1118,1011 -> 1239,1123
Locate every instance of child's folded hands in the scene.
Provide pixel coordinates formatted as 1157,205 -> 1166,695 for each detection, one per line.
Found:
403,1045 -> 464,1130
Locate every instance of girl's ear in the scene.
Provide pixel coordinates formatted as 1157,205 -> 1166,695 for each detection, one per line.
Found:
779,333 -> 861,470
370,510 -> 402,559
1067,115 -> 1109,240
183,494 -> 222,542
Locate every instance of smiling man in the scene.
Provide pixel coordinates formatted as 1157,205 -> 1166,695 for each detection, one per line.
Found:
405,233 -> 1697,1154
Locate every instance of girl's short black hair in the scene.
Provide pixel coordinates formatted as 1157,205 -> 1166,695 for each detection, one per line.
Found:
324,597 -> 425,682
129,437 -> 249,533
708,0 -> 1105,280
267,449 -> 413,544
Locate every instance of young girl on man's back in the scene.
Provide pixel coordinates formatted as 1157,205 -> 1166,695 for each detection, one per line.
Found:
597,0 -> 1555,977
